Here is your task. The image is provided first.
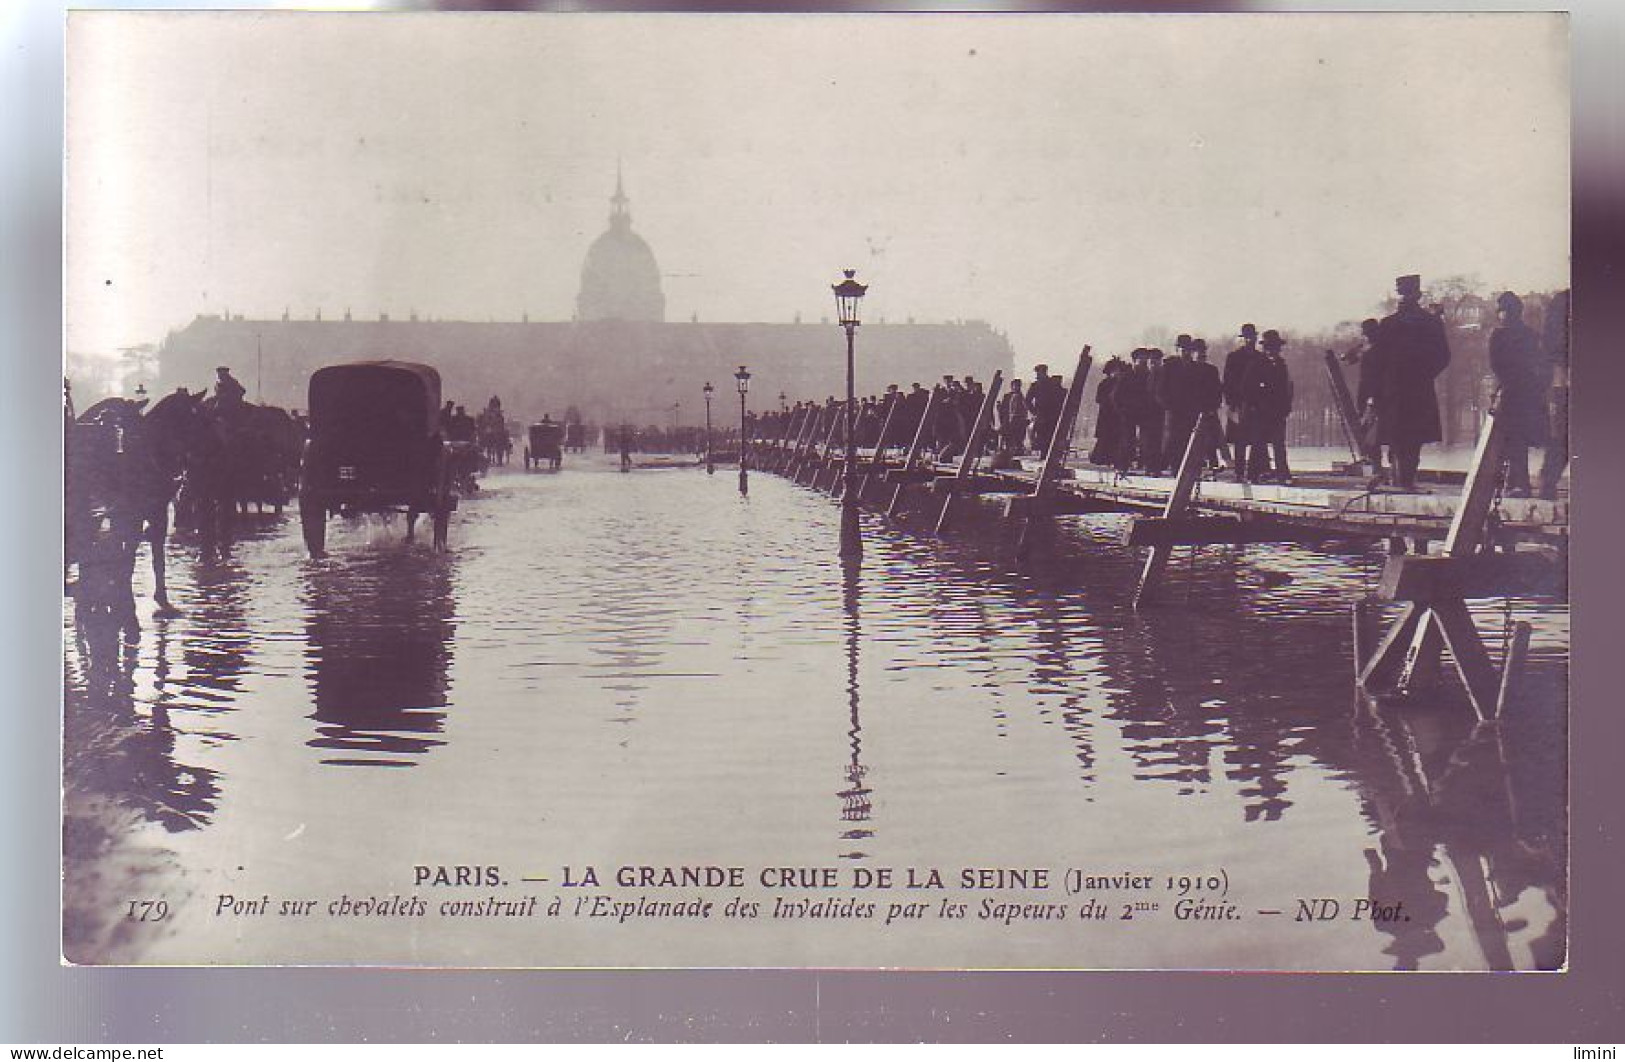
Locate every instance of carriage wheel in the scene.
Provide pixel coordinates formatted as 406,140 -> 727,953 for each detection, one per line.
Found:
299,497 -> 326,557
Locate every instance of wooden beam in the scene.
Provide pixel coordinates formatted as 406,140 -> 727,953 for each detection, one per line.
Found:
1134,411 -> 1218,608
936,371 -> 1005,534
1122,514 -> 1349,548
1323,350 -> 1372,466
1014,348 -> 1092,562
1376,551 -> 1565,603
1495,620 -> 1532,718
888,387 -> 940,517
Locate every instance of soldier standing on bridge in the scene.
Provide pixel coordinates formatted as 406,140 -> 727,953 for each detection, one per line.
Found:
1026,364 -> 1065,460
1487,291 -> 1550,498
1368,274 -> 1452,492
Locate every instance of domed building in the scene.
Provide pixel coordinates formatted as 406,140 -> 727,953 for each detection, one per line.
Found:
155,166 -> 1015,424
576,170 -> 665,322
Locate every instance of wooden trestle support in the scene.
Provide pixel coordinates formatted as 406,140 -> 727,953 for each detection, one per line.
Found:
1353,401 -> 1531,720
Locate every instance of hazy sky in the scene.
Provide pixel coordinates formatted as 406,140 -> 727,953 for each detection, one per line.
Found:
67,11 -> 1569,367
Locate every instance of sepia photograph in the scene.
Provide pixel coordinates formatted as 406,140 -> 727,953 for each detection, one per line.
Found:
59,9 -> 1571,973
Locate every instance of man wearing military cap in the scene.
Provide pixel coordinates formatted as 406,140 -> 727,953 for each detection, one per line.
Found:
1026,363 -> 1065,460
1368,274 -> 1452,491
1488,290 -> 1550,497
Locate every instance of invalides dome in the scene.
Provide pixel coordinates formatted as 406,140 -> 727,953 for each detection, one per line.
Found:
576,168 -> 666,323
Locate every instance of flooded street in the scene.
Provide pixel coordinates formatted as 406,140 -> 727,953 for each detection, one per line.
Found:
63,456 -> 1567,971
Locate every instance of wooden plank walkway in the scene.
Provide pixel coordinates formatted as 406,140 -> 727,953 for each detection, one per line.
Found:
763,443 -> 1567,547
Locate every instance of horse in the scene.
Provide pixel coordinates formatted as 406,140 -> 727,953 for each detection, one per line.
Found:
68,394 -> 196,615
477,409 -> 511,467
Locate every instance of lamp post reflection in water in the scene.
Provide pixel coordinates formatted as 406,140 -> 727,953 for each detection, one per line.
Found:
734,365 -> 751,495
838,558 -> 872,856
831,269 -> 868,559
302,553 -> 456,767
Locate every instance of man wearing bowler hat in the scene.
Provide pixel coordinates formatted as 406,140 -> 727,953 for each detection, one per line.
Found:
1241,329 -> 1294,483
1369,274 -> 1452,491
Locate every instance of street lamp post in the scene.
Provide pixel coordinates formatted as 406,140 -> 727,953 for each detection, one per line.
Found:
832,269 -> 868,558
735,365 -> 751,495
703,381 -> 715,475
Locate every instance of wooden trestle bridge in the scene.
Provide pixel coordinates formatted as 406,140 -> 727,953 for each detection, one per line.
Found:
752,349 -> 1569,722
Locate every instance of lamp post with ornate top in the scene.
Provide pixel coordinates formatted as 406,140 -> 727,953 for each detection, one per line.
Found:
703,381 -> 715,475
735,365 -> 751,495
832,269 -> 868,559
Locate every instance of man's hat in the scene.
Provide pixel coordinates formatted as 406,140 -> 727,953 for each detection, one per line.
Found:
1396,274 -> 1422,296
1148,347 -> 1165,360
1034,364 -> 1049,374
1496,290 -> 1523,313
215,365 -> 231,372
1239,323 -> 1258,338
1130,347 -> 1148,360
1176,333 -> 1193,350
1193,337 -> 1208,350
1261,329 -> 1286,347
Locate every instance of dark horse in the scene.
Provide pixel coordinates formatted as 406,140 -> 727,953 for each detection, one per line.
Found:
68,393 -> 200,616
171,396 -> 302,551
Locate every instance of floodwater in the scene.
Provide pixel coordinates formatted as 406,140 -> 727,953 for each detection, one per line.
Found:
62,453 -> 1568,970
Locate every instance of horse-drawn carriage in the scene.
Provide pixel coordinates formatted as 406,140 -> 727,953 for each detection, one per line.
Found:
298,361 -> 458,556
523,420 -> 564,471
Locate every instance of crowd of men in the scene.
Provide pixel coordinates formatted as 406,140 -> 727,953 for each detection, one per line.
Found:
753,274 -> 1570,497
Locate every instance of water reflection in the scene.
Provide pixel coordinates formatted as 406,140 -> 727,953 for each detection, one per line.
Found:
65,603 -> 222,833
837,558 -> 872,857
301,551 -> 456,767
1349,694 -> 1566,970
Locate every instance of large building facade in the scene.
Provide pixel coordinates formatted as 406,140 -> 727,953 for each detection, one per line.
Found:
157,177 -> 1016,424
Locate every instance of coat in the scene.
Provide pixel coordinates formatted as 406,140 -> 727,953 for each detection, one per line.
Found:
1222,345 -> 1259,442
1239,353 -> 1293,437
1371,304 -> 1451,446
1489,320 -> 1551,446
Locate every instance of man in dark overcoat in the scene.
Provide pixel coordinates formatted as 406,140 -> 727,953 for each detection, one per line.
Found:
1537,289 -> 1570,499
1088,359 -> 1123,465
999,377 -> 1030,455
1189,339 -> 1225,470
1026,364 -> 1065,460
1241,330 -> 1294,482
1370,274 -> 1452,491
1223,324 -> 1261,480
1488,291 -> 1551,496
1158,335 -> 1199,471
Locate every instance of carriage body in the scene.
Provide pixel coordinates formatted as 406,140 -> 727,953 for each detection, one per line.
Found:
298,361 -> 457,554
523,421 -> 565,471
